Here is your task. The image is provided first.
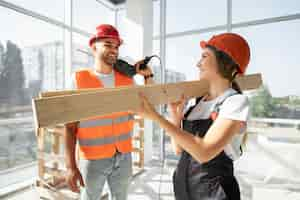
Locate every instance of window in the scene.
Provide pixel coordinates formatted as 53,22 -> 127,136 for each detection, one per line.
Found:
73,0 -> 115,34
72,33 -> 93,73
166,0 -> 227,34
166,32 -> 222,81
0,6 -> 64,189
153,0 -> 160,37
234,19 -> 300,97
233,20 -> 300,200
232,0 -> 300,23
8,0 -> 65,21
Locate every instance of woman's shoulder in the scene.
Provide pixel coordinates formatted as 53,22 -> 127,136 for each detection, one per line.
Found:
216,88 -> 249,107
225,92 -> 249,106
219,92 -> 250,121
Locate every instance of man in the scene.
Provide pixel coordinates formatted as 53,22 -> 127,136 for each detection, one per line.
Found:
65,24 -> 153,200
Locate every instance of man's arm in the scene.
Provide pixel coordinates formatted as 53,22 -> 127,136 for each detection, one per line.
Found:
65,122 -> 78,170
64,122 -> 84,193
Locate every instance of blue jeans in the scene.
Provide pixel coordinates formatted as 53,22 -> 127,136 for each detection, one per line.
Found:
79,152 -> 132,200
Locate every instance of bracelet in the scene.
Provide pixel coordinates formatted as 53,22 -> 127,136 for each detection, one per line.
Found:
144,74 -> 154,80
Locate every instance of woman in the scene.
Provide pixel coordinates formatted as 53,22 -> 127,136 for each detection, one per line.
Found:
135,33 -> 250,200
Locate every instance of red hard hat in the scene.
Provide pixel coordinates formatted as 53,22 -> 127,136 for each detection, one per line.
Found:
89,24 -> 123,47
200,33 -> 250,74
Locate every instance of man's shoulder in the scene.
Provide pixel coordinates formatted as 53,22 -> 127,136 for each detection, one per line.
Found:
73,68 -> 94,78
114,70 -> 134,81
75,68 -> 93,73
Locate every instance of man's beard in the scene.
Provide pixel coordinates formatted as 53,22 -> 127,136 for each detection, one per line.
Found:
102,54 -> 117,66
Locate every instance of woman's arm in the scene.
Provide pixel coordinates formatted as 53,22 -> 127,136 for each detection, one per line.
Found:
167,96 -> 186,155
136,93 -> 245,163
167,116 -> 183,155
154,113 -> 243,163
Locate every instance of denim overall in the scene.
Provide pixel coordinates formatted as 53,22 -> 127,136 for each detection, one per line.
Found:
173,96 -> 241,200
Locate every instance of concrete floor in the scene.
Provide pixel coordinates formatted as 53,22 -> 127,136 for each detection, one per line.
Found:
2,155 -> 300,200
1,159 -> 176,200
2,130 -> 300,200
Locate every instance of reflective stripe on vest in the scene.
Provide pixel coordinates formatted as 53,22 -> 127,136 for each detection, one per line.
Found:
79,131 -> 132,146
79,115 -> 133,128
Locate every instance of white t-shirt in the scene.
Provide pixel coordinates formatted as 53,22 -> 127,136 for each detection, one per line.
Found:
67,70 -> 143,89
185,88 -> 249,160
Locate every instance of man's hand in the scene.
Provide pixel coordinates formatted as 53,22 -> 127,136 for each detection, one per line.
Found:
64,121 -> 83,193
134,59 -> 154,82
66,167 -> 85,193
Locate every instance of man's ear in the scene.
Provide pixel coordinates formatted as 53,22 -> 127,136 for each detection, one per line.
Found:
92,43 -> 97,51
91,43 -> 97,56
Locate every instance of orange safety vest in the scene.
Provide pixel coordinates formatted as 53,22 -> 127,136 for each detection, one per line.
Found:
75,69 -> 134,160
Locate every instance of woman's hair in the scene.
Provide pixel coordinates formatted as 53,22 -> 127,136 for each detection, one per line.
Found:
206,45 -> 242,94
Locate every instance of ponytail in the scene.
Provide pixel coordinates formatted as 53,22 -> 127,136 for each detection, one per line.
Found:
232,77 -> 248,148
232,80 -> 242,94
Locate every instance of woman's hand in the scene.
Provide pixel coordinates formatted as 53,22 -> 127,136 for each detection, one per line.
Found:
168,94 -> 186,124
133,93 -> 160,121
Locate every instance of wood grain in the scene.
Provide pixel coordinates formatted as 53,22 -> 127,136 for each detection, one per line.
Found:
40,73 -> 261,98
33,73 -> 262,128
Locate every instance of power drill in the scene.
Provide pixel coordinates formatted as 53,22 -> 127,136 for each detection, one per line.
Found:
113,56 -> 153,78
76,48 -> 153,78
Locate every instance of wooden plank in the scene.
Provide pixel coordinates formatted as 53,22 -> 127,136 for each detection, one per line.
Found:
139,128 -> 144,168
40,73 -> 262,98
33,74 -> 262,128
133,136 -> 141,140
235,73 -> 262,90
133,117 -> 144,169
37,128 -> 45,181
52,132 -> 60,185
47,127 -> 65,135
40,85 -> 130,98
37,186 -> 78,200
44,166 -> 66,178
133,148 -> 143,153
37,151 -> 65,164
133,161 -> 142,168
33,79 -> 209,128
